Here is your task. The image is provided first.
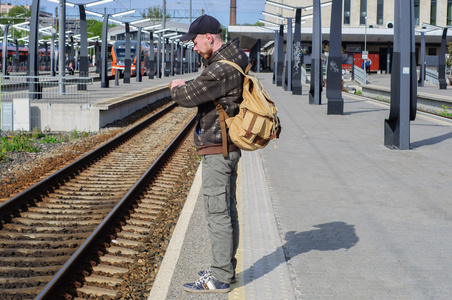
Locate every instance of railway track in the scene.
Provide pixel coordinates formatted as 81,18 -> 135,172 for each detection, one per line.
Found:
0,103 -> 199,299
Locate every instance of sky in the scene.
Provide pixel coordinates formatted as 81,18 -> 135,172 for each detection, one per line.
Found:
11,0 -> 265,27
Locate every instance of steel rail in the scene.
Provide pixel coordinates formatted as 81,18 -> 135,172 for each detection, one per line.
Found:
0,102 -> 177,225
35,114 -> 195,299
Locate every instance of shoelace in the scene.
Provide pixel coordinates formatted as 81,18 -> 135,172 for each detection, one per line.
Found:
194,272 -> 212,285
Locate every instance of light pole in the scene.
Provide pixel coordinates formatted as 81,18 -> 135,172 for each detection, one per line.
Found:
364,14 -> 367,53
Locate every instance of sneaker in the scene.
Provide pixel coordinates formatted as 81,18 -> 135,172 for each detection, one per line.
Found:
198,269 -> 236,284
183,273 -> 230,293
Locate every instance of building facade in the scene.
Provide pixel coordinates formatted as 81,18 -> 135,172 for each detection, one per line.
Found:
229,0 -> 452,73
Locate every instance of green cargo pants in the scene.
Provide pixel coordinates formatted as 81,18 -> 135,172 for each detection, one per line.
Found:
201,150 -> 240,284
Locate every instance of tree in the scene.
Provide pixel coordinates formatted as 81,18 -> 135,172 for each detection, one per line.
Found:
0,5 -> 31,41
141,5 -> 171,24
86,19 -> 117,38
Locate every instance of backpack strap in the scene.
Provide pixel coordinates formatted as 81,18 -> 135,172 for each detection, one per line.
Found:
213,100 -> 230,158
213,60 -> 250,157
218,60 -> 252,76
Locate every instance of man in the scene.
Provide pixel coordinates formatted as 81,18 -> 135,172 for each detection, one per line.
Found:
169,14 -> 249,293
365,59 -> 372,74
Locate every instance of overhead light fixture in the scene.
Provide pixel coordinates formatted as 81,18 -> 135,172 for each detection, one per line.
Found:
39,26 -> 54,32
265,0 -> 295,11
143,24 -> 161,30
15,26 -> 30,32
109,19 -> 124,25
305,1 -> 332,11
258,19 -> 282,27
262,11 -> 287,21
301,14 -> 314,20
163,32 -> 178,38
154,28 -> 169,34
170,34 -> 183,40
112,9 -> 136,18
46,0 -> 75,7
86,0 -> 114,7
12,21 -> 30,27
86,10 -> 103,17
131,18 -> 152,25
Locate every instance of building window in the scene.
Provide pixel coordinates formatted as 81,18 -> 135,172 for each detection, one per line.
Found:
360,0 -> 367,25
377,0 -> 384,26
447,0 -> 452,26
344,0 -> 351,25
414,0 -> 420,26
430,0 -> 437,25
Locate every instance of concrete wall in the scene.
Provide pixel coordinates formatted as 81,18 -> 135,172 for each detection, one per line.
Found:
97,89 -> 171,128
30,102 -> 100,132
24,86 -> 172,132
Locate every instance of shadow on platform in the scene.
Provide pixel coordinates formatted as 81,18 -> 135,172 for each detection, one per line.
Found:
240,221 -> 359,284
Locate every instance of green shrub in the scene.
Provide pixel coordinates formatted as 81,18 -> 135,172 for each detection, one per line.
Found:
439,105 -> 452,117
0,135 -> 40,153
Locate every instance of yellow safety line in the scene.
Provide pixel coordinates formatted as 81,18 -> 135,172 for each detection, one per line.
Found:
229,161 -> 245,299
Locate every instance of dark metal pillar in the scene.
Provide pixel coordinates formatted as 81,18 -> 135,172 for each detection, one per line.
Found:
273,29 -> 278,85
438,28 -> 448,89
2,25 -> 9,75
124,22 -> 131,83
309,0 -> 322,105
101,13 -> 110,88
157,33 -> 161,78
384,0 -> 417,150
44,42 -> 49,71
50,33 -> 56,76
327,0 -> 344,114
28,1 -> 41,99
292,8 -> 302,95
78,4 -> 88,89
276,25 -> 284,86
148,32 -> 154,79
284,18 -> 293,91
170,38 -> 175,76
165,38 -> 170,77
176,42 -> 182,74
95,40 -> 101,73
386,41 -> 392,74
69,36 -> 75,71
136,27 -> 142,82
14,39 -> 19,72
182,45 -> 187,73
58,0 -> 66,94
418,31 -> 425,87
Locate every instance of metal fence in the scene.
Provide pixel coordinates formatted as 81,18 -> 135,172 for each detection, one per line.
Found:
354,65 -> 366,85
425,68 -> 439,85
301,66 -> 308,84
0,75 -> 93,102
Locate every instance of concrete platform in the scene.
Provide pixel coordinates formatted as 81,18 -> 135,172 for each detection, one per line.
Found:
358,74 -> 452,115
4,72 -> 197,132
149,72 -> 452,299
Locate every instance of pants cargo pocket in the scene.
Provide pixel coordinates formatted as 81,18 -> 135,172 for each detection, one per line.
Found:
203,187 -> 228,214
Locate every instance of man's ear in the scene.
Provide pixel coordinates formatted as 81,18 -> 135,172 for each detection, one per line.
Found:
205,33 -> 214,44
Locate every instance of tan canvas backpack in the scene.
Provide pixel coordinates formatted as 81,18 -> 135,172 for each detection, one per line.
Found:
214,60 -> 281,157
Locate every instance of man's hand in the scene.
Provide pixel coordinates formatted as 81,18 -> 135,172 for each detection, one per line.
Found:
170,79 -> 186,90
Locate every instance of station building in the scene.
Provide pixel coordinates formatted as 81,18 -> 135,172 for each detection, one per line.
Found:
228,0 -> 452,73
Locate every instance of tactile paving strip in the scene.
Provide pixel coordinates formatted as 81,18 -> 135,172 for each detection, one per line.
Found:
230,151 -> 295,300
